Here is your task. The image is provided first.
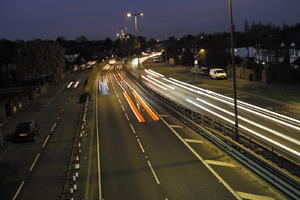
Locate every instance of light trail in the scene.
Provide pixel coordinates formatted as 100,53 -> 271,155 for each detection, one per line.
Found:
196,98 -> 300,146
197,91 -> 300,132
167,77 -> 300,127
148,69 -> 165,77
163,77 -> 300,131
147,75 -> 175,90
123,92 -> 145,123
185,98 -> 300,158
145,69 -> 160,78
142,75 -> 167,91
132,90 -> 159,121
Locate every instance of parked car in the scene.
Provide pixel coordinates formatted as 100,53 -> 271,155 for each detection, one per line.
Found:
209,68 -> 227,79
14,121 -> 40,142
199,67 -> 209,76
153,56 -> 161,63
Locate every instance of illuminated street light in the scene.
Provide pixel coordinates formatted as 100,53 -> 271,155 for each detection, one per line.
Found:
127,12 -> 144,78
200,49 -> 205,53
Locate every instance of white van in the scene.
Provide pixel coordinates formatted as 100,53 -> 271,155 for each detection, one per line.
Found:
209,68 -> 227,79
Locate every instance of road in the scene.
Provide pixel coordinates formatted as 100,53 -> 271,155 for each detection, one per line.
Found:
137,63 -> 300,163
86,63 -> 285,200
0,70 -> 89,200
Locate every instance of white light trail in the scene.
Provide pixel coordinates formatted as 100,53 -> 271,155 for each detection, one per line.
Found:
185,99 -> 300,158
145,69 -> 160,78
197,91 -> 300,132
147,75 -> 175,90
148,69 -> 165,77
164,77 -> 300,131
142,75 -> 167,91
196,98 -> 300,146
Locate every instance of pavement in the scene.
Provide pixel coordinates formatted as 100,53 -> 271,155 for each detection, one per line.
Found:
0,70 -> 89,200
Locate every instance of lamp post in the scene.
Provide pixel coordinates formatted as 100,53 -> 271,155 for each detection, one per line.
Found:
227,0 -> 239,141
127,12 -> 144,78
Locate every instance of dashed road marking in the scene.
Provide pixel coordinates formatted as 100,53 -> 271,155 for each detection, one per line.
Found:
169,125 -> 182,128
29,153 -> 40,171
50,122 -> 57,132
42,135 -> 51,148
205,160 -> 236,168
184,139 -> 203,144
12,180 -> 25,200
236,191 -> 274,200
129,123 -> 136,134
125,113 -> 129,121
136,138 -> 145,153
147,160 -> 160,184
121,105 -> 125,111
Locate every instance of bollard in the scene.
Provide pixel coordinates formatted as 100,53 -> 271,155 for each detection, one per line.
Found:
78,142 -> 81,148
70,187 -> 74,194
75,163 -> 80,169
73,175 -> 76,181
76,155 -> 79,161
75,172 -> 79,178
73,184 -> 77,191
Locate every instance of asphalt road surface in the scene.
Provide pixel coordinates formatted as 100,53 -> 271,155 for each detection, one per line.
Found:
0,70 -> 89,200
88,64 -> 285,200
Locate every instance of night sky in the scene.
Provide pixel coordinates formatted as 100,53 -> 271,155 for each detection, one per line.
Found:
1,0 -> 299,41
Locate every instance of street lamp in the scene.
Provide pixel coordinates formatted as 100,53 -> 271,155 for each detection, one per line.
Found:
227,0 -> 239,141
127,12 -> 144,78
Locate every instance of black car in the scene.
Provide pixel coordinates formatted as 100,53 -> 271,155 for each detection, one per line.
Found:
14,121 -> 39,142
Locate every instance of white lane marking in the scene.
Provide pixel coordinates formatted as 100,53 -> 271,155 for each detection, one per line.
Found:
42,135 -> 51,148
29,153 -> 40,171
95,73 -> 102,200
205,160 -> 236,168
50,122 -> 57,132
147,160 -> 160,184
184,139 -> 203,144
159,115 -> 242,199
116,94 -> 119,98
136,138 -> 145,153
159,115 -> 168,117
74,81 -> 80,88
12,180 -> 25,200
237,191 -> 275,200
130,123 -> 136,134
121,105 -> 125,111
67,81 -> 73,88
125,113 -> 130,121
118,99 -> 122,104
169,125 -> 182,128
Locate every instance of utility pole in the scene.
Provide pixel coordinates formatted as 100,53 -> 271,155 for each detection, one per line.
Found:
228,0 -> 239,141
127,12 -> 144,79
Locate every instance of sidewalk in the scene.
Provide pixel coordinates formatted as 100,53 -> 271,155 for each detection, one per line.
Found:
143,59 -> 300,119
